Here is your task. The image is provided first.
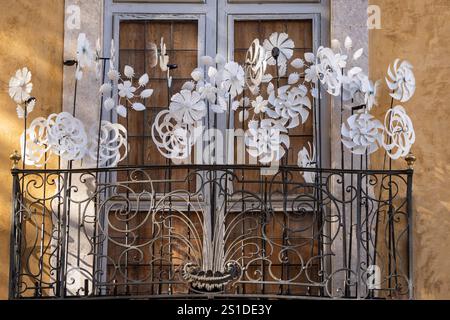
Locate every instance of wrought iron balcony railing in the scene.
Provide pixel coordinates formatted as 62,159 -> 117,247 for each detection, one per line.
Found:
9,164 -> 413,299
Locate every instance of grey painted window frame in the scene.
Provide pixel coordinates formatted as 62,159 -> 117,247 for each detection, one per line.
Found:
104,0 -> 330,167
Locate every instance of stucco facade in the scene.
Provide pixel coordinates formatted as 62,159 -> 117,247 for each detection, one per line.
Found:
370,0 -> 450,299
0,0 -> 64,299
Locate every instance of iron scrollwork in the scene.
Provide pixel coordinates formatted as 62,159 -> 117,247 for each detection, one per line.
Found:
9,165 -> 413,299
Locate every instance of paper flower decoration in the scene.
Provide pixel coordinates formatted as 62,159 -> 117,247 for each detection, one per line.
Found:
9,67 -> 36,120
245,119 -> 290,164
222,61 -> 245,98
118,80 -> 136,99
152,110 -> 197,159
100,64 -> 153,118
20,117 -> 51,167
267,84 -> 311,129
386,59 -> 416,102
382,105 -> 415,160
297,142 -> 316,184
169,90 -> 207,125
245,39 -> 267,94
315,47 -> 346,96
263,32 -> 294,67
76,33 -> 95,80
342,72 -> 362,102
341,113 -> 383,155
251,96 -> 268,114
9,67 -> 33,104
194,62 -> 230,114
86,121 -> 128,167
46,112 -> 88,161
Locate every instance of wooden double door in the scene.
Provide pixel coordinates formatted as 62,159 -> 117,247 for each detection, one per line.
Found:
103,0 -> 328,297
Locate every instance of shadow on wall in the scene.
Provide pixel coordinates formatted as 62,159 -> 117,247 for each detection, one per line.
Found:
0,0 -> 64,299
370,0 -> 450,299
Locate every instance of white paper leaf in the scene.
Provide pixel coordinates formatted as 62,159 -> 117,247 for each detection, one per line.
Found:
138,73 -> 149,87
290,58 -> 304,69
261,74 -> 273,83
200,55 -> 214,66
348,67 -> 362,77
140,89 -> 154,99
331,39 -> 341,50
239,110 -> 249,122
288,72 -> 300,85
75,69 -> 83,81
304,52 -> 315,63
353,48 -> 364,60
231,100 -> 240,111
131,102 -> 146,111
267,82 -> 275,95
182,81 -> 196,91
159,55 -> 169,72
215,54 -> 226,65
116,105 -> 127,118
124,65 -> 135,78
99,83 -> 112,95
16,106 -> 25,119
107,69 -> 120,81
344,36 -> 353,50
211,104 -> 226,113
191,68 -> 203,81
208,66 -> 217,78
104,98 -> 115,111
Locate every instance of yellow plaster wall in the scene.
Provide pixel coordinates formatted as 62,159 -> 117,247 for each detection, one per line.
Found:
0,0 -> 64,299
369,0 -> 450,299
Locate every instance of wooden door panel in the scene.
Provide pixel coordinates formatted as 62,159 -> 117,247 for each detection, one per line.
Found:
107,17 -> 319,297
233,19 -> 314,191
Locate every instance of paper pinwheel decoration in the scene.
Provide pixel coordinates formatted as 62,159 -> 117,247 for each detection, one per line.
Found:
267,84 -> 311,129
386,59 -> 416,103
341,113 -> 383,155
245,119 -> 290,164
152,110 -> 198,160
20,117 -> 50,167
382,105 -> 415,160
86,121 -> 128,167
46,112 -> 88,161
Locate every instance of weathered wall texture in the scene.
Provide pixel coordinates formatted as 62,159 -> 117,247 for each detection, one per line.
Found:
0,0 -> 64,299
369,0 -> 450,299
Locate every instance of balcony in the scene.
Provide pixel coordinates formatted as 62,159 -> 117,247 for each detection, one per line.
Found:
9,164 -> 413,300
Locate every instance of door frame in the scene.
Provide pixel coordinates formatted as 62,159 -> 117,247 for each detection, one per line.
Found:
104,0 -> 330,167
